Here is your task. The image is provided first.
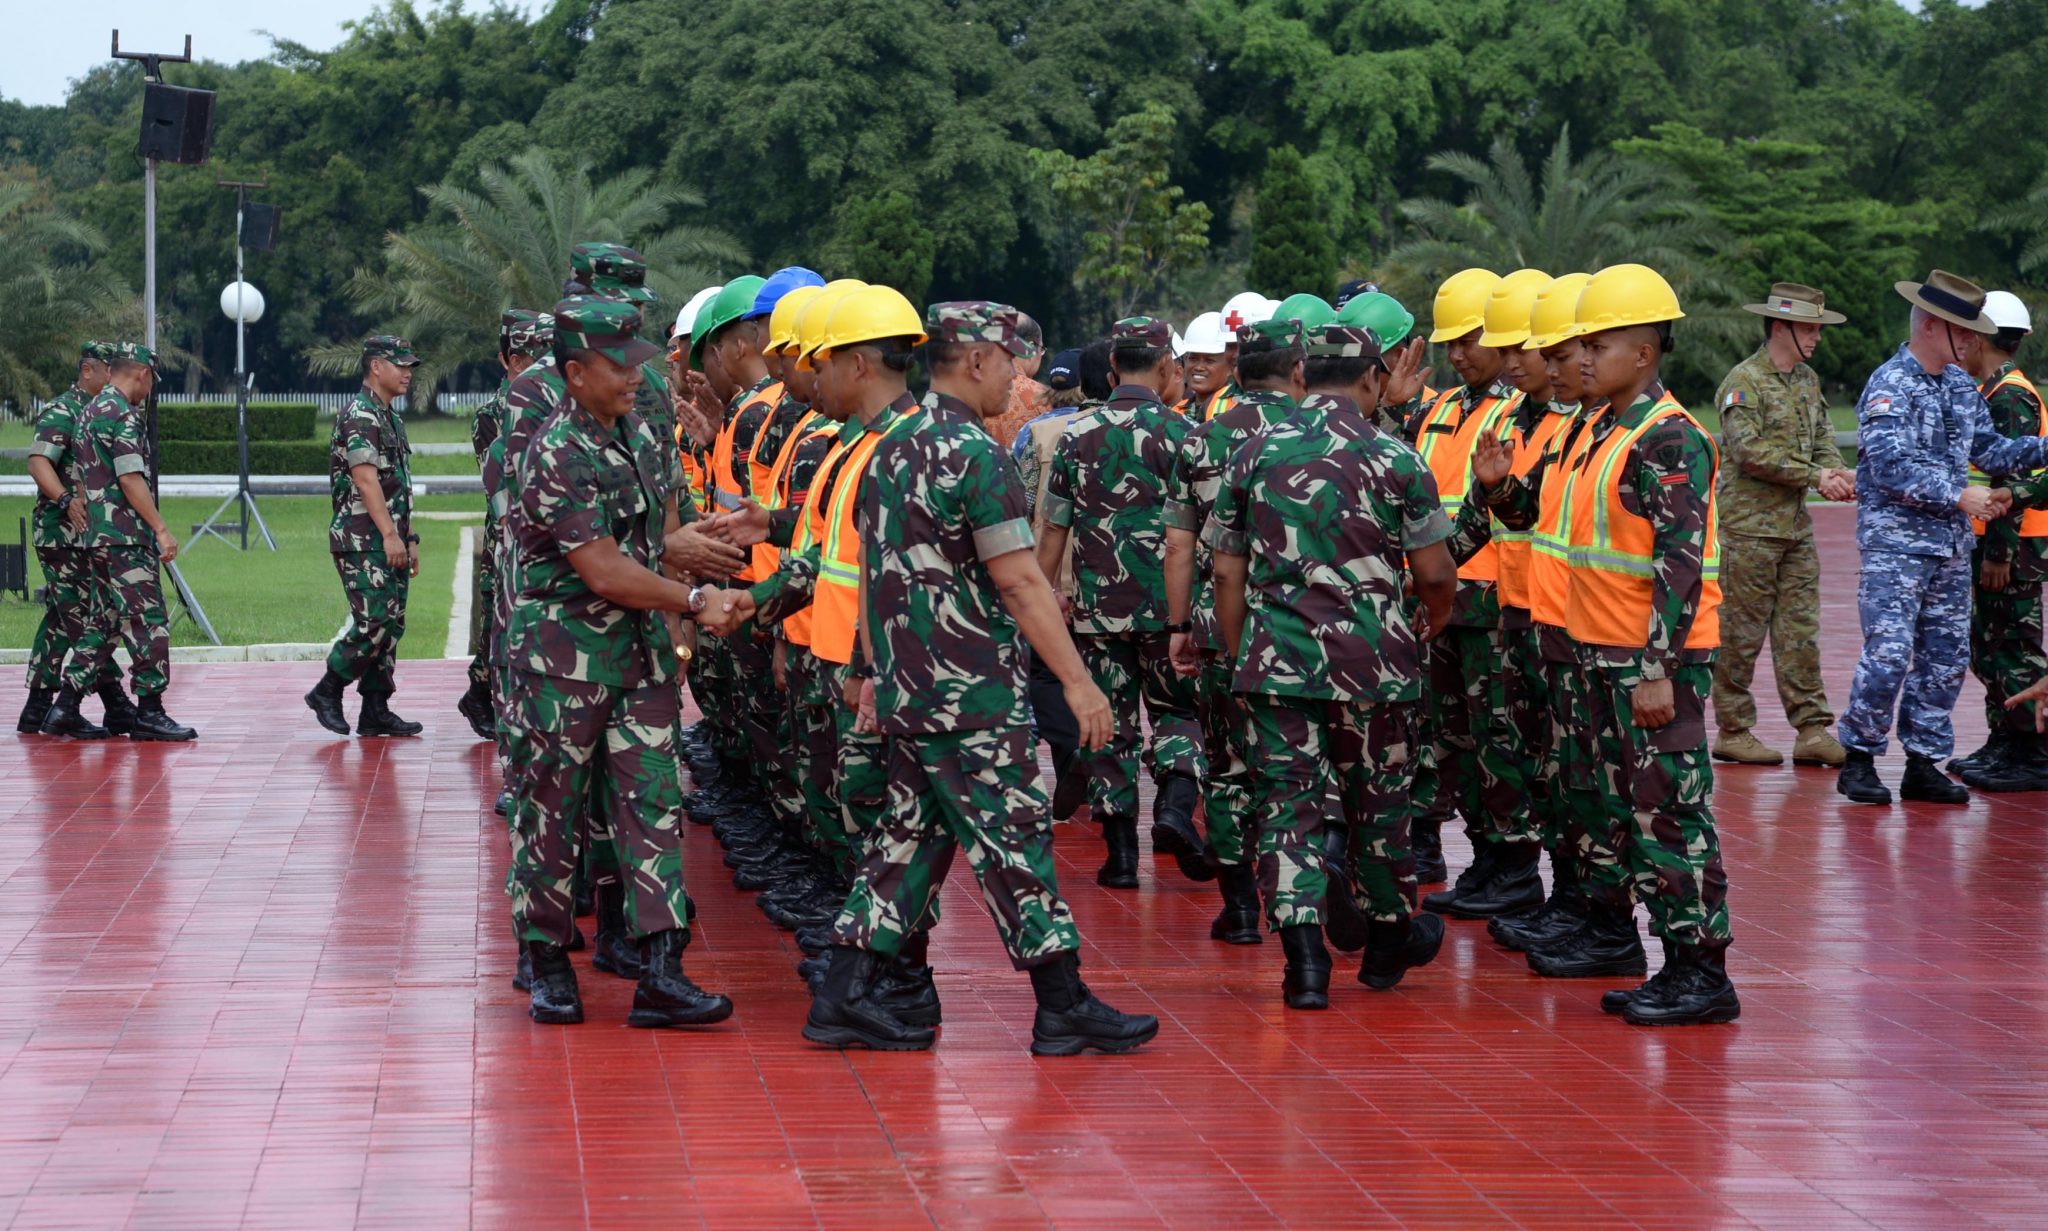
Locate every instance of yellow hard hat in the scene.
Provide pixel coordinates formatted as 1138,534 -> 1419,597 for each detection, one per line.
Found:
1428,268 -> 1501,343
767,285 -> 825,354
1476,269 -> 1553,348
809,284 -> 928,367
1575,263 -> 1685,336
1523,272 -> 1593,350
791,280 -> 867,371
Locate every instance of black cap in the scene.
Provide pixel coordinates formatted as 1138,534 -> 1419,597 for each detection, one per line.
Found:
1045,347 -> 1082,391
1334,278 -> 1378,309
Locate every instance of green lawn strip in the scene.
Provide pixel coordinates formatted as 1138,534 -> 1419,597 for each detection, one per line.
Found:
0,494 -> 480,657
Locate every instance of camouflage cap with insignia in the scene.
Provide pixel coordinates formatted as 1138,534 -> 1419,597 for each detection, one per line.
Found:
1237,316 -> 1307,349
79,340 -> 118,363
1304,323 -> 1385,362
567,241 -> 654,304
551,296 -> 659,369
1110,316 -> 1172,350
362,335 -> 421,367
926,301 -> 1038,358
500,309 -> 554,357
109,341 -> 158,368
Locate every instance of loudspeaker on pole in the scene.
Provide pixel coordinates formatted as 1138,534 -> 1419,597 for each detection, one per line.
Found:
138,82 -> 216,165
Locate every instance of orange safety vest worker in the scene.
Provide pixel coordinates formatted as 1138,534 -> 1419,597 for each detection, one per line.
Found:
1564,395 -> 1722,651
675,419 -> 710,513
1202,385 -> 1238,422
709,380 -> 784,582
760,408 -> 836,644
1970,367 -> 2048,537
1414,385 -> 1523,583
1495,406 -> 1578,612
1528,404 -> 1606,631
811,409 -> 922,665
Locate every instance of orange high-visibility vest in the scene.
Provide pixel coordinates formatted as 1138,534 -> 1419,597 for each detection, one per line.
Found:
1530,404 -> 1605,630
1564,396 -> 1722,651
1495,405 -> 1576,611
744,383 -> 789,502
811,410 -> 921,665
1202,386 -> 1238,422
674,418 -> 710,512
1971,368 -> 2048,538
781,430 -> 852,650
1415,385 -> 1522,583
710,381 -> 784,582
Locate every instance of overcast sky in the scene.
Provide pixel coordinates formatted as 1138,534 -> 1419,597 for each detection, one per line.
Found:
2,1 -> 545,108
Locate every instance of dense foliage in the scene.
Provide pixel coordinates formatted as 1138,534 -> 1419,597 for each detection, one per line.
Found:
4,0 -> 2048,407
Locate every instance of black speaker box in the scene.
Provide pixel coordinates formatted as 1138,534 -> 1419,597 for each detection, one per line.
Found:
138,83 -> 216,165
242,202 -> 280,252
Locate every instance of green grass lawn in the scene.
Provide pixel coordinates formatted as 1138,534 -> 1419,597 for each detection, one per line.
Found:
0,494 -> 483,654
0,411 -> 480,449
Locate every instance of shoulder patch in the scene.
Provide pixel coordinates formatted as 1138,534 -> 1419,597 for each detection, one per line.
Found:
1722,390 -> 1747,408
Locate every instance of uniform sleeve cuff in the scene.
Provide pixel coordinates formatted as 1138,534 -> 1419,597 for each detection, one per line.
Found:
972,517 -> 1035,562
1161,499 -> 1196,531
345,447 -> 381,468
550,507 -> 606,549
1215,528 -> 1248,555
112,455 -> 148,477
27,442 -> 62,461
1403,509 -> 1454,551
1040,493 -> 1074,528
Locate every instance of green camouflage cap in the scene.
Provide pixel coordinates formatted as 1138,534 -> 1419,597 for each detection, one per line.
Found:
688,274 -> 767,371
568,241 -> 654,304
1304,323 -> 1386,361
1237,316 -> 1307,349
925,301 -> 1037,357
110,341 -> 158,368
79,340 -> 118,363
551,296 -> 659,369
500,309 -> 554,357
362,335 -> 421,366
1110,316 -> 1172,350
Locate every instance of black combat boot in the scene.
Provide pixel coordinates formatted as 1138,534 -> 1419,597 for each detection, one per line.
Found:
1898,754 -> 1967,804
1209,862 -> 1263,945
797,953 -> 830,988
1526,902 -> 1647,978
455,679 -> 495,741
1411,808 -> 1448,884
1422,841 -> 1497,915
96,683 -> 138,737
1358,913 -> 1446,990
590,881 -> 646,979
1051,755 -> 1089,823
40,688 -> 109,740
1096,815 -> 1140,889
1028,951 -> 1159,1056
1491,847 -> 1590,952
1602,938 -> 1677,1015
1320,826 -> 1369,953
1836,749 -> 1892,805
1149,773 -> 1215,881
16,689 -> 53,734
526,941 -> 583,1025
1621,942 -> 1740,1026
357,694 -> 423,737
1960,730 -> 2048,792
1949,729 -> 2013,777
304,670 -> 350,735
1434,841 -> 1543,919
128,696 -> 196,742
874,961 -> 942,1028
1279,924 -> 1332,1010
795,923 -> 836,956
803,946 -> 936,1050
572,875 -> 594,919
627,929 -> 733,1028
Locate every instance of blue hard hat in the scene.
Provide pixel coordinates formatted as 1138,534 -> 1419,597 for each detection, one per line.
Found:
748,266 -> 826,320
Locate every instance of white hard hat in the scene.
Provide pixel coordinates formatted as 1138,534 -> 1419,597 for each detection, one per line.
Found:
1171,328 -> 1188,358
1219,291 -> 1276,332
675,284 -> 723,337
1181,310 -> 1232,355
1984,290 -> 2033,335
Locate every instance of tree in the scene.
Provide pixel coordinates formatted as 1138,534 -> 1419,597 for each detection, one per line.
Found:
319,149 -> 746,396
0,176 -> 129,415
1247,146 -> 1336,299
1034,102 -> 1213,321
822,192 -> 936,304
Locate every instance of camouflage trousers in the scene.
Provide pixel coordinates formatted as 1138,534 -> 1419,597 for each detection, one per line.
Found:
1503,617 -> 1567,851
467,519 -> 498,693
505,668 -> 690,946
1968,548 -> 2048,733
62,546 -> 170,699
1195,654 -> 1256,865
29,544 -> 115,695
1586,658 -> 1731,950
690,630 -> 738,760
1412,624 -> 1534,845
1712,532 -> 1833,734
1840,549 -> 1971,760
834,681 -> 891,840
1073,631 -> 1205,820
1242,693 -> 1419,929
786,649 -> 851,868
327,550 -> 409,697
833,725 -> 1080,969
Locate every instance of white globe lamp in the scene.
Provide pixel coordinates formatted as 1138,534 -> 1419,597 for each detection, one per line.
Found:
219,280 -> 266,324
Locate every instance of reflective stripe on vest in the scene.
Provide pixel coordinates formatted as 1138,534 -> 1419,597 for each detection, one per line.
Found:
812,412 -> 920,665
1495,406 -> 1575,611
1415,386 -> 1522,583
781,432 -> 850,649
1203,387 -> 1237,422
752,406 -> 822,579
1564,397 -> 1722,650
1530,407 -> 1602,629
1970,368 -> 2048,538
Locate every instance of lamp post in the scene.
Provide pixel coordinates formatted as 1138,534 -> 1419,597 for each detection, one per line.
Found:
193,177 -> 277,551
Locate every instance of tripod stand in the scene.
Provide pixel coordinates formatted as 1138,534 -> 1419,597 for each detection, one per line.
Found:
191,181 -> 276,551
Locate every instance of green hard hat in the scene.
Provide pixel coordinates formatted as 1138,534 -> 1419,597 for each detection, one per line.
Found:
689,275 -> 767,371
1271,292 -> 1337,330
1336,292 -> 1415,347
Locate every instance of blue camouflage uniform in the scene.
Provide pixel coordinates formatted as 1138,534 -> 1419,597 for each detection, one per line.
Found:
1840,344 -> 2048,759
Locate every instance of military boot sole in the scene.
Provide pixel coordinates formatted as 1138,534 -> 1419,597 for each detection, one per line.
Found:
627,991 -> 734,1029
1710,750 -> 1785,766
1527,949 -> 1649,979
1432,881 -> 1545,920
801,1017 -> 935,1051
1622,993 -> 1741,1027
1095,869 -> 1138,890
1030,1018 -> 1159,1056
528,998 -> 584,1026
357,723 -> 424,738
128,724 -> 197,742
1835,780 -> 1893,806
1490,914 -> 1587,952
1957,768 -> 2048,793
1899,783 -> 1969,805
44,722 -> 111,740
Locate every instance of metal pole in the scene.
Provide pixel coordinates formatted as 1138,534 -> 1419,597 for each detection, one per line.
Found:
236,189 -> 249,549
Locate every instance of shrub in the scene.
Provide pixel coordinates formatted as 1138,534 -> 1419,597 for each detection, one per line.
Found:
157,402 -> 319,442
158,441 -> 331,474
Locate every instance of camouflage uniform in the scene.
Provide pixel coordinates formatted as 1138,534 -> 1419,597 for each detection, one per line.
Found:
1043,360 -> 1204,822
505,386 -> 691,946
471,383 -> 506,696
839,377 -> 1079,968
26,378 -> 116,696
60,384 -> 170,700
1842,346 -> 2048,759
1710,346 -> 1844,735
326,385 -> 414,697
1969,362 -> 2048,732
1164,387 -> 1305,865
1213,390 -> 1447,927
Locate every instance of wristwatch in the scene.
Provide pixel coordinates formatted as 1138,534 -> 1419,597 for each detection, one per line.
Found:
687,586 -> 709,615
1162,620 -> 1193,634
55,491 -> 73,512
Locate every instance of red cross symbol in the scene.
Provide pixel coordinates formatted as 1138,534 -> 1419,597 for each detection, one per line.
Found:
1224,311 -> 1245,329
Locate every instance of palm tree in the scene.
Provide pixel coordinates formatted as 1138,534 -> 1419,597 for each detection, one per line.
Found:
1380,126 -> 1745,376
312,149 -> 748,396
0,179 -> 131,417
1988,173 -> 2048,277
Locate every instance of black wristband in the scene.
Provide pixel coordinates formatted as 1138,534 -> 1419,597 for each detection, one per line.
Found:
1162,620 -> 1193,634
